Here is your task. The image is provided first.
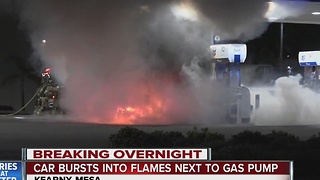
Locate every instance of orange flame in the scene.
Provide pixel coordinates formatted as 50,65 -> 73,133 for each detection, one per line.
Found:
112,83 -> 169,124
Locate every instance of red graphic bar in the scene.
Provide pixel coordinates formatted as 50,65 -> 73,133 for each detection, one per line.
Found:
26,161 -> 290,175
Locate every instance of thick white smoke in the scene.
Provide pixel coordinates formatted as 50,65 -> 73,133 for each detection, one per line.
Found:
251,75 -> 320,126
11,0 -> 303,124
189,0 -> 270,41
181,58 -> 229,124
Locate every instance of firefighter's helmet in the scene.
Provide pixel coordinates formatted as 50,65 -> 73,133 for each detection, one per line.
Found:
41,67 -> 54,84
44,68 -> 51,74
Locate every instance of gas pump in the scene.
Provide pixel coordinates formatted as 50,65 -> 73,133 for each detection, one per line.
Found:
210,36 -> 252,124
298,51 -> 320,91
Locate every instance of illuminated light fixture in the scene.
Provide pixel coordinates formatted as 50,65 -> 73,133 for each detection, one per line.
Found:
267,1 -> 275,7
268,17 -> 278,21
265,1 -> 278,21
171,2 -> 198,21
312,12 -> 320,15
267,2 -> 276,11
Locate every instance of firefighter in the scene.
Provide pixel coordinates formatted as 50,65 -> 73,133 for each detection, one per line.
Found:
34,68 -> 60,114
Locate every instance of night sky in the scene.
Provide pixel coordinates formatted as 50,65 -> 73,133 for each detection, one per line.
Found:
0,12 -> 31,61
246,23 -> 320,72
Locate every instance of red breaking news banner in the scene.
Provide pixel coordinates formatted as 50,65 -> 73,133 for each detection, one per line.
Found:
22,149 -> 293,180
26,161 -> 290,174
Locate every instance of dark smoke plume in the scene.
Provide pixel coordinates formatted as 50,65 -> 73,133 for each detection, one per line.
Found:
9,0 -> 273,123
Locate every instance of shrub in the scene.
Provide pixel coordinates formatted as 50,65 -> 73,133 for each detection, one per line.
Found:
185,127 -> 225,149
109,127 -> 149,148
228,130 -> 269,145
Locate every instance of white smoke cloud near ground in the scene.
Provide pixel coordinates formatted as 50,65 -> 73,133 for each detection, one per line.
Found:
250,75 -> 320,126
10,0 -> 310,125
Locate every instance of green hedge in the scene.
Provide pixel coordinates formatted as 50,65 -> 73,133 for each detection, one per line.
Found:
108,127 -> 320,179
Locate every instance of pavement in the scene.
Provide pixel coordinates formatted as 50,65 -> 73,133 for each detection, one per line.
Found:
0,115 -> 320,160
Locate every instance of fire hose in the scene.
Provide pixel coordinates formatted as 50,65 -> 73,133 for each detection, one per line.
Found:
0,85 -> 44,116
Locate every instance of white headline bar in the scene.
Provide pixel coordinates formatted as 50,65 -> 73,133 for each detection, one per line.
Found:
25,149 -> 209,160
